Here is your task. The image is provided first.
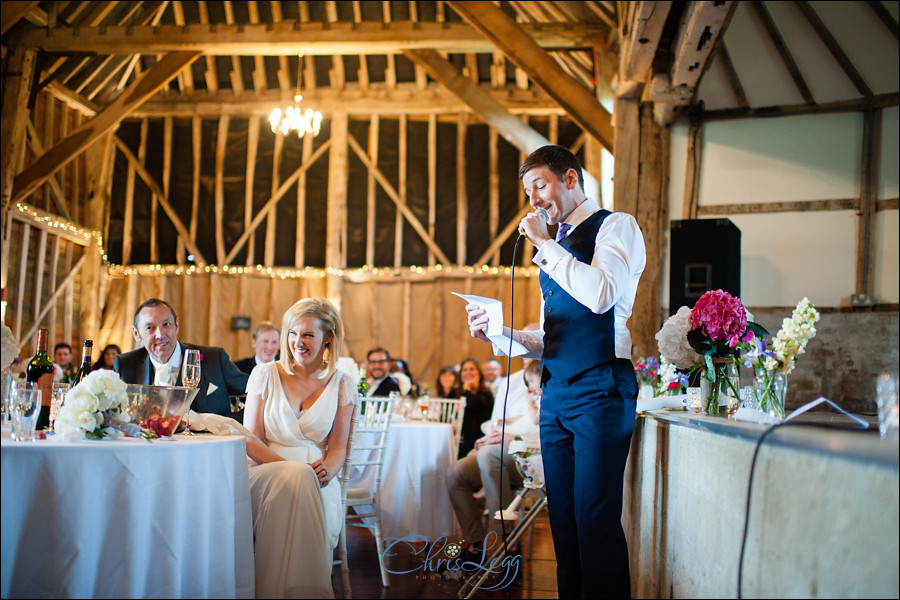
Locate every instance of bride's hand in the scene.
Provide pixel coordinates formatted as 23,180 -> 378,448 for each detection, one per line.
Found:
310,459 -> 331,487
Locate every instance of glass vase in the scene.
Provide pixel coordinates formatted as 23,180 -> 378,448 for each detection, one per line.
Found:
753,366 -> 787,421
700,358 -> 740,415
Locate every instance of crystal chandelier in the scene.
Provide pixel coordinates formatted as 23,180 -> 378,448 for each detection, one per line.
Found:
269,52 -> 322,138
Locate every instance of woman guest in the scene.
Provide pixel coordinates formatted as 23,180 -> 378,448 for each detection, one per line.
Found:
243,297 -> 355,598
92,344 -> 121,371
435,365 -> 461,399
457,358 -> 494,459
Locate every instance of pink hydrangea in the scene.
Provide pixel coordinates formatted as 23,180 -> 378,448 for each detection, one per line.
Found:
690,290 -> 748,347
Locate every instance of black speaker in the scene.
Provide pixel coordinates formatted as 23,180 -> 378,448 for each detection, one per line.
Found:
669,219 -> 740,315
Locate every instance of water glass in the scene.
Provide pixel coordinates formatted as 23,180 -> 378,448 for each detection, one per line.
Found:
1,371 -> 15,425
11,386 -> 42,441
876,372 -> 899,440
685,387 -> 702,413
50,382 -> 71,430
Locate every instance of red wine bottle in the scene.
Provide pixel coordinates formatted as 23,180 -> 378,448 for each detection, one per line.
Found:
73,340 -> 93,384
26,329 -> 55,410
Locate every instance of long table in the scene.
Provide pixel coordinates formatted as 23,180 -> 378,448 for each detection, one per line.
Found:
1,429 -> 255,599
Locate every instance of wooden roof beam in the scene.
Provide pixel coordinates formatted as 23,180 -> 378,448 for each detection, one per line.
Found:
9,21 -> 604,55
446,0 -> 614,152
650,1 -> 737,126
11,51 -> 201,205
617,1 -> 673,96
406,48 -> 550,153
1,1 -> 40,35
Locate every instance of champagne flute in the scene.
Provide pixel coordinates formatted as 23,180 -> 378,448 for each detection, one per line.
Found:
181,349 -> 202,434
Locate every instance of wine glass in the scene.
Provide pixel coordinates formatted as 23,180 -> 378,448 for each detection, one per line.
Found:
181,349 -> 202,434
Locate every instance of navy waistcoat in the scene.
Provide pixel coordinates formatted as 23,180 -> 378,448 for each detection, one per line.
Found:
539,209 -> 616,382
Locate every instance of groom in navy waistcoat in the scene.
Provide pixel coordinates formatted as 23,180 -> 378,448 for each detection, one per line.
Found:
115,298 -> 248,417
466,145 -> 646,598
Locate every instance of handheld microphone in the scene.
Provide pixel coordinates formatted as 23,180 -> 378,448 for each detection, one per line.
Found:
519,208 -> 550,239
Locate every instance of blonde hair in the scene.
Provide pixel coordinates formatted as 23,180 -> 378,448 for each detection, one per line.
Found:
278,297 -> 343,379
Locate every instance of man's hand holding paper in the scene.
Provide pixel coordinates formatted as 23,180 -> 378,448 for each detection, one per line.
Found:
451,292 -> 527,356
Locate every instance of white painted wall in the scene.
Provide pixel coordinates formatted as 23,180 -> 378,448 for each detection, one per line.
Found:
664,107 -> 899,308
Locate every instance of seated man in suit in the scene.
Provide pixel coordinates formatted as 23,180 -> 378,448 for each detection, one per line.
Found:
365,347 -> 401,397
115,298 -> 249,417
233,321 -> 280,375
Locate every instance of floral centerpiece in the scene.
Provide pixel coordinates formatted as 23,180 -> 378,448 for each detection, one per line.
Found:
634,356 -> 659,398
657,359 -> 689,396
657,290 -> 767,415
54,370 -> 156,441
746,297 -> 820,420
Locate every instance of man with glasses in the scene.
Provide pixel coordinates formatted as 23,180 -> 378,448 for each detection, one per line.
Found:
364,347 -> 401,397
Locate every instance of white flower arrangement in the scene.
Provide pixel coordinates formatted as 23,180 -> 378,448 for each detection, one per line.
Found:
2,323 -> 19,372
655,306 -> 701,370
761,297 -> 820,374
54,370 -> 152,440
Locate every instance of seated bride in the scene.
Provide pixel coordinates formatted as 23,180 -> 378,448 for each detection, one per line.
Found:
242,297 -> 356,599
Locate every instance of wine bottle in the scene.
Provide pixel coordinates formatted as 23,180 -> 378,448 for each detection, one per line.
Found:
26,329 -> 55,416
73,340 -> 93,384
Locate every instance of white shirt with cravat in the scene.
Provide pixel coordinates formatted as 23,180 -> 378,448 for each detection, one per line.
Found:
495,198 -> 646,361
150,342 -> 183,386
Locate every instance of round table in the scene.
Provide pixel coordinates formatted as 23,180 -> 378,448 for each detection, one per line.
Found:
348,419 -> 457,541
1,428 -> 255,598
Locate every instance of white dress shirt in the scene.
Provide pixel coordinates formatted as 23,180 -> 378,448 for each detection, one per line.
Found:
495,198 -> 646,361
150,342 -> 183,386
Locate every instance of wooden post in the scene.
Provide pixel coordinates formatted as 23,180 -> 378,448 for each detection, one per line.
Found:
326,112 -> 349,307
856,108 -> 881,297
613,97 -> 668,360
1,46 -> 35,295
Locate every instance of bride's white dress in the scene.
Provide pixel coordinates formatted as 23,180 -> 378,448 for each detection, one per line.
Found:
245,362 -> 355,599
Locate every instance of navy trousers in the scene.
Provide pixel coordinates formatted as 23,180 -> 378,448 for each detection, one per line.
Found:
539,358 -> 637,599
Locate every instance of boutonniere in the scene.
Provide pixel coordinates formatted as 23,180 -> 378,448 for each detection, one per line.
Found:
198,353 -> 204,362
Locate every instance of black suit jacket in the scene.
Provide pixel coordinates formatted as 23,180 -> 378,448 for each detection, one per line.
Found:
233,356 -> 257,375
115,343 -> 249,416
370,375 -> 401,397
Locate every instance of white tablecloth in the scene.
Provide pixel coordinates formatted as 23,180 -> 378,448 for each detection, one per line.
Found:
0,429 -> 255,599
349,420 -> 457,541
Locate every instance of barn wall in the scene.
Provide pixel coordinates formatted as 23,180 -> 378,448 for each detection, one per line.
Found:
93,268 -> 542,390
666,107 -> 899,308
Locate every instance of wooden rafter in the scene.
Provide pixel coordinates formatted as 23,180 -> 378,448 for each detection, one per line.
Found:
11,51 -> 201,205
10,21 -> 605,55
1,1 -> 40,36
446,0 -> 615,152
749,0 -> 814,105
795,1 -> 872,98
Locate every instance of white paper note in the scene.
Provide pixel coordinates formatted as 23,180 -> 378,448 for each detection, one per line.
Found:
451,292 -> 528,356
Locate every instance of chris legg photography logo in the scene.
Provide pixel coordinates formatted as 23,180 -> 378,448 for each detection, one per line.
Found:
383,532 -> 520,590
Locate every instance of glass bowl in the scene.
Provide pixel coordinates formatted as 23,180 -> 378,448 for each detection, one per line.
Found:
126,384 -> 199,437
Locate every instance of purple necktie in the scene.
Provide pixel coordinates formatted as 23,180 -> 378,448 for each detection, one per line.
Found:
556,222 -> 572,243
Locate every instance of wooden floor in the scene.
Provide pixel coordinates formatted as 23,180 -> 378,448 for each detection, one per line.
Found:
333,512 -> 559,599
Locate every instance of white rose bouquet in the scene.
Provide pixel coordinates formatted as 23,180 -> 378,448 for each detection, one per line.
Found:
54,370 -> 155,440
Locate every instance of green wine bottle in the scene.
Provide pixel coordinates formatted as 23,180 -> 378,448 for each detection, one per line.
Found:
73,340 -> 93,384
26,329 -> 55,429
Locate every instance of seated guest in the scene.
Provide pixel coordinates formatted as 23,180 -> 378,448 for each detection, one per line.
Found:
243,297 -> 355,598
446,360 -> 542,556
435,364 -> 461,398
391,357 -> 420,397
92,344 -> 121,371
483,358 -> 503,396
457,358 -> 494,459
234,321 -> 280,375
53,342 -> 76,382
365,347 -> 401,397
115,298 -> 248,417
